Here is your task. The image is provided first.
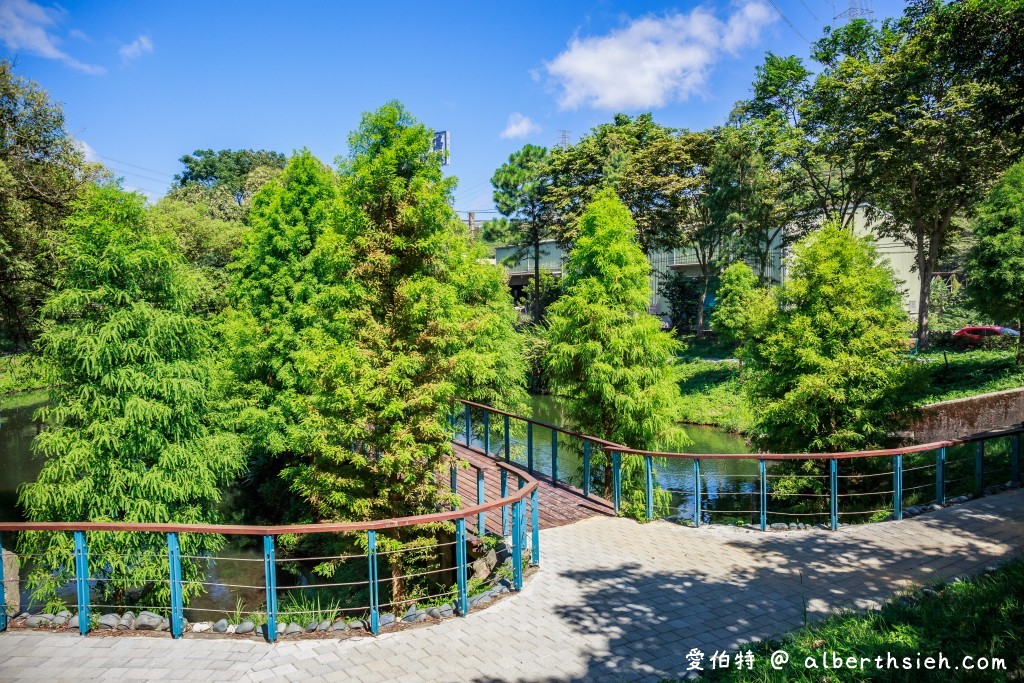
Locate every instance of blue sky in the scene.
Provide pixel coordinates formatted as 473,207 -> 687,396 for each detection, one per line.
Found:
1,0 -> 906,215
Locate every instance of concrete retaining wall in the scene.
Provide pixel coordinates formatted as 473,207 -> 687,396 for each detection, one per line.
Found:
911,387 -> 1024,443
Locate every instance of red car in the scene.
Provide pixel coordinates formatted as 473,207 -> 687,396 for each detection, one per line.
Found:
952,325 -> 1021,342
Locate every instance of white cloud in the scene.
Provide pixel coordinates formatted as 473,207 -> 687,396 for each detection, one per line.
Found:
545,1 -> 776,110
0,0 -> 105,75
500,113 -> 541,140
68,28 -> 90,42
119,35 -> 153,63
74,138 -> 98,162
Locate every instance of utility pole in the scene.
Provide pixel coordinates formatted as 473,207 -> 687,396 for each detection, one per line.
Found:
557,130 -> 571,150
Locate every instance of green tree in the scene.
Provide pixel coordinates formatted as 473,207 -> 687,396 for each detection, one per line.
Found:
709,120 -> 802,283
547,114 -> 697,253
174,148 -> 286,206
711,262 -> 772,364
18,184 -> 243,610
906,0 -> 1024,139
738,50 -> 871,232
658,271 -> 704,333
224,106 -> 527,601
219,150 -> 343,526
0,60 -> 91,349
545,189 -> 687,519
671,129 -> 736,336
744,224 -> 918,453
491,144 -> 557,323
966,160 -> 1024,363
848,15 -> 1016,347
148,196 -> 246,312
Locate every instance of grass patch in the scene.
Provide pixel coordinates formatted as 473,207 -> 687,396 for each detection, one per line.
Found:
911,348 -> 1024,405
673,347 -> 1024,435
677,334 -> 736,362
677,359 -> 752,433
0,353 -> 46,396
694,559 -> 1024,682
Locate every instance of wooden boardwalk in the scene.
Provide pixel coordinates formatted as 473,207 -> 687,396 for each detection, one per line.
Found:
451,440 -> 615,534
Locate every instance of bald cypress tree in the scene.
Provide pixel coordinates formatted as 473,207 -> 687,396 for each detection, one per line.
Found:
545,189 -> 687,520
19,184 -> 243,610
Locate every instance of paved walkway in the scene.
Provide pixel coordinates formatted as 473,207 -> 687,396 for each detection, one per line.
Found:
2,490 -> 1022,682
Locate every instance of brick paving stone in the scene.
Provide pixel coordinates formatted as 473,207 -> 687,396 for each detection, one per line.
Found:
1,490 -> 1023,682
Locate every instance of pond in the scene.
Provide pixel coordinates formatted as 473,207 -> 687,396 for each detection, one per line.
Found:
0,391 -> 757,615
501,395 -> 758,524
0,392 -> 264,617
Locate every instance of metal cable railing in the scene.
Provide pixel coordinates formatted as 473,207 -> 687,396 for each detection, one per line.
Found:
457,400 -> 1024,533
0,435 -> 540,643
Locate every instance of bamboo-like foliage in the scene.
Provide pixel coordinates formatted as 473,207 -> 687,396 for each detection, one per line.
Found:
17,184 -> 244,611
545,189 -> 688,520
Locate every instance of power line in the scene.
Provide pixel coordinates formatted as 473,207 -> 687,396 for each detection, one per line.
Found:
797,0 -> 820,22
98,155 -> 176,179
765,0 -> 810,43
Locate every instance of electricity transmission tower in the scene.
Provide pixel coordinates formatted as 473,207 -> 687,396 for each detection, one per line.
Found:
557,130 -> 572,150
834,0 -> 874,22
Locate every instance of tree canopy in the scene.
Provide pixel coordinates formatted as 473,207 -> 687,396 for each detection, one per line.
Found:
174,148 -> 286,206
18,183 -> 243,610
744,224 -> 919,453
0,60 -> 92,349
545,189 -> 687,518
223,106 -> 527,547
966,160 -> 1024,362
491,144 -> 556,323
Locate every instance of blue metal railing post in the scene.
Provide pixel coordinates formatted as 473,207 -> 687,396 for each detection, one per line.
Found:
829,459 -> 838,531
367,530 -> 379,634
645,455 -> 654,521
692,459 -> 701,527
167,532 -> 184,639
450,465 -> 458,497
530,488 -> 540,566
894,454 -> 903,521
612,451 -> 622,514
976,441 -> 985,496
0,534 -> 7,633
583,441 -> 591,498
483,410 -> 490,456
511,500 -> 524,591
73,531 -> 89,636
503,415 -> 510,463
551,431 -> 559,485
1013,434 -> 1021,485
263,535 -> 278,643
527,423 -> 534,474
501,469 -> 509,536
477,467 -> 486,535
464,405 -> 472,447
758,459 -> 767,531
937,447 -> 946,504
455,519 -> 468,616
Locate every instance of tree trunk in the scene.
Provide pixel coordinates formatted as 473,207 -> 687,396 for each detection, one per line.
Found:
916,259 -> 933,349
533,240 -> 541,324
914,222 -> 936,350
695,277 -> 709,338
1018,319 -> 1023,366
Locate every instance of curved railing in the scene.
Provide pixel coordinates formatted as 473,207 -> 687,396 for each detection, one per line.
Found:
456,399 -> 1024,530
0,455 -> 540,642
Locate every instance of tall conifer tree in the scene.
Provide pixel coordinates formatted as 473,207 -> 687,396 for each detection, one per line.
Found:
19,184 -> 242,609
